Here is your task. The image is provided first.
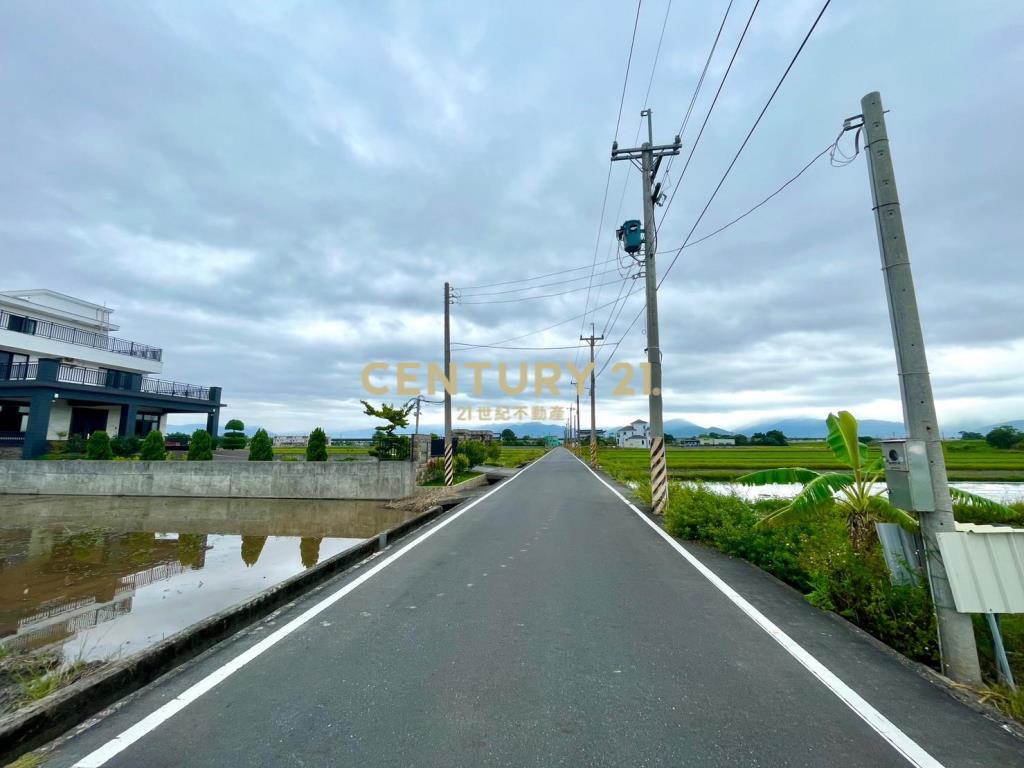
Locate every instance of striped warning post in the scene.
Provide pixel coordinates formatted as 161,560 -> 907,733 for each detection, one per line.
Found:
650,436 -> 668,515
444,441 -> 454,486
590,439 -> 598,468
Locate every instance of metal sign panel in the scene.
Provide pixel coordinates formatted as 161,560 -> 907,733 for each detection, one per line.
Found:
935,526 -> 1024,614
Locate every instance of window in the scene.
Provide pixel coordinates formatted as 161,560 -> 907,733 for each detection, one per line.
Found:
6,314 -> 37,334
135,413 -> 161,436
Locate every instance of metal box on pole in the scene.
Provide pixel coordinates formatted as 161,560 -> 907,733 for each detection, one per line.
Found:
880,438 -> 935,512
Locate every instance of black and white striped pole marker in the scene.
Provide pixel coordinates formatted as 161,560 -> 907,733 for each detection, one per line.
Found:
444,441 -> 454,486
650,436 -> 668,515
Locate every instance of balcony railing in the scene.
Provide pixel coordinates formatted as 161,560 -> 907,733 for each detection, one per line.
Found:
0,361 -> 211,401
0,309 -> 163,362
141,377 -> 210,401
0,361 -> 38,381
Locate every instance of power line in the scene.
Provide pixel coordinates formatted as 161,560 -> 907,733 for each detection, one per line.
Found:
583,0 -> 673,369
659,0 -> 833,288
457,256 -> 620,291
456,266 -> 624,298
667,0 -> 735,178
659,0 -> 759,226
614,0 -> 645,145
596,0 -> 834,379
458,275 -> 628,305
451,291 -> 645,350
450,343 -> 608,352
579,0 -> 648,372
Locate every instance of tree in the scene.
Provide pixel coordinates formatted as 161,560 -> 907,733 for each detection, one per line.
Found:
187,429 -> 213,460
111,435 -> 141,457
958,431 -> 984,441
985,426 -> 1022,450
86,430 -> 113,460
361,400 -> 413,460
221,419 -> 247,449
306,427 -> 328,461
139,430 -> 167,461
500,428 -> 517,444
248,428 -> 274,461
764,429 -> 788,446
485,442 -> 502,464
738,411 -> 1006,552
664,434 -> 676,445
733,433 -> 749,446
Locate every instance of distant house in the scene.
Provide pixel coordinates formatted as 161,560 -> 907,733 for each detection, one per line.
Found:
617,419 -> 650,448
698,436 -> 735,446
681,437 -> 700,447
272,435 -> 307,447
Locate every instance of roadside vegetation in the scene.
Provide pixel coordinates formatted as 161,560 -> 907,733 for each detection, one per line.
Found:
608,413 -> 1024,723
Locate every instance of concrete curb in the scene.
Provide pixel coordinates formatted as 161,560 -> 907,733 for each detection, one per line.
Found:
593,469 -> 1024,743
0,500 -> 454,764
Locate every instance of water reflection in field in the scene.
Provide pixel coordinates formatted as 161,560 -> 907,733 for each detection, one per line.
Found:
0,496 -> 414,662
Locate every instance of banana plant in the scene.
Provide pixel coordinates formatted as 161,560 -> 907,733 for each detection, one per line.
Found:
737,411 -> 1009,551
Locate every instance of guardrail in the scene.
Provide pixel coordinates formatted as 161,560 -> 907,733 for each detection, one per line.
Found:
1,309 -> 162,362
141,377 -> 210,401
0,362 -> 37,381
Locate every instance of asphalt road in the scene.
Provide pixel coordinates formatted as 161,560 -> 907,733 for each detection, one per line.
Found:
49,448 -> 1024,767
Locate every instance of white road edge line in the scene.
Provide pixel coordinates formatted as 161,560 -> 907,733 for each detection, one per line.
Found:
72,452 -> 550,768
572,453 -> 945,768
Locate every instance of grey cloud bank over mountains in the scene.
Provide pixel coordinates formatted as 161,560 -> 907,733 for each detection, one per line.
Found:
1,1 -> 1021,434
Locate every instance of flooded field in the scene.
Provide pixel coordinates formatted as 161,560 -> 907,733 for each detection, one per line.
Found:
0,496 -> 415,664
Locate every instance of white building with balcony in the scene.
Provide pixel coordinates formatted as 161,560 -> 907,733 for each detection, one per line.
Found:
0,289 -> 223,458
616,419 -> 650,448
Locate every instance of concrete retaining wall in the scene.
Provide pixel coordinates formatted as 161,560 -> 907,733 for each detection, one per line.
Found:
0,460 -> 416,500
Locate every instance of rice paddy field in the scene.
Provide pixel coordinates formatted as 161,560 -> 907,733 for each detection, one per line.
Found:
596,440 -> 1024,482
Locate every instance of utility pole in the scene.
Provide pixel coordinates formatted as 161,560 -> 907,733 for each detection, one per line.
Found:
858,91 -> 981,685
575,384 -> 581,454
580,327 -> 604,467
611,109 -> 680,514
443,282 -> 454,486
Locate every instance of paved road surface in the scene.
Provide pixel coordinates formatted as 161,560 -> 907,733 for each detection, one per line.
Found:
49,448 -> 1024,767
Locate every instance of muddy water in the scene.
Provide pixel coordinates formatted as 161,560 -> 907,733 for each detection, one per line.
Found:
0,496 -> 415,663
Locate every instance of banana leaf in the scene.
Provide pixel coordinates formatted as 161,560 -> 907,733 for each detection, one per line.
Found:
825,411 -> 869,471
736,467 -> 822,486
949,487 -> 1014,519
759,472 -> 856,526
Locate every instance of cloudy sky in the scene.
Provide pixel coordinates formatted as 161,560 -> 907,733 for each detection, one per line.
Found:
2,1 -> 1021,434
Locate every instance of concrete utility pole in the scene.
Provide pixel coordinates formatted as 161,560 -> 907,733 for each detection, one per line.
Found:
580,328 -> 604,467
443,282 -> 454,486
859,91 -> 981,685
611,109 -> 680,514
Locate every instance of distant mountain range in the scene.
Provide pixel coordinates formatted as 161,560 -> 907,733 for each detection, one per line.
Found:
169,416 -> 1024,440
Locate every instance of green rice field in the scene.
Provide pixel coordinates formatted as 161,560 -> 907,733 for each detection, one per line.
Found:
596,440 -> 1024,482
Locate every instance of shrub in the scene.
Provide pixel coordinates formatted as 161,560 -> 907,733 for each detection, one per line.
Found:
221,419 -> 247,449
86,431 -> 113,460
454,453 -> 470,475
66,433 -> 87,454
248,428 -> 273,461
187,429 -> 213,461
662,484 -> 939,666
485,442 -> 502,464
139,430 -> 167,461
111,435 -> 141,458
422,458 -> 443,484
306,427 -> 328,462
457,440 -> 487,468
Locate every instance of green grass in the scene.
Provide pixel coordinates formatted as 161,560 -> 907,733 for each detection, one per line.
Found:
488,445 -> 550,468
597,441 -> 1024,483
421,470 -> 482,486
270,445 -> 371,457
